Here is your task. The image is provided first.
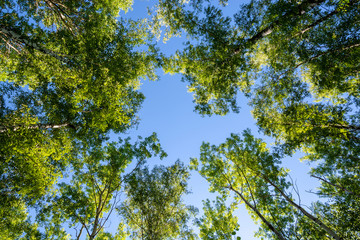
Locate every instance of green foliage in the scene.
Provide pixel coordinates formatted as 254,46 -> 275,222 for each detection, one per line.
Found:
1,1 -> 160,238
194,130 -> 347,239
35,133 -> 167,239
119,161 -> 198,240
157,1 -> 250,115
196,197 -> 240,240
155,0 -> 360,115
1,0 -> 160,138
155,1 -> 359,238
2,0 -> 359,239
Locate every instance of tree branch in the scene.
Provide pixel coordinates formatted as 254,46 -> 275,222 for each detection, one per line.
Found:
311,175 -> 360,198
0,24 -> 72,63
233,0 -> 326,54
0,122 -> 76,133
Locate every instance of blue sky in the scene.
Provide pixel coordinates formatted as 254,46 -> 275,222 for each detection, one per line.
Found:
111,0 -> 322,238
124,71 -> 320,239
126,73 -> 261,238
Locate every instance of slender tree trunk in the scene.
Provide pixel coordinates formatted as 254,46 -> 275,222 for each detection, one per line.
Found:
227,185 -> 287,240
262,175 -> 342,240
89,192 -> 102,240
76,225 -> 84,240
0,122 -> 75,133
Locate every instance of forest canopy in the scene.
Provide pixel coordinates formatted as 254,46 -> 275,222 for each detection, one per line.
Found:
1,0 -> 359,239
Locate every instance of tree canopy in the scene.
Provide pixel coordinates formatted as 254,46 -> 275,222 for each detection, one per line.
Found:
119,161 -> 197,240
1,0 -> 359,239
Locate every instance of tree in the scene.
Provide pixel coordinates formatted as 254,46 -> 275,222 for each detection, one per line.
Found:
192,130 -> 350,239
119,161 -> 198,240
1,6 -> 157,135
0,83 -> 75,239
1,0 -> 160,142
33,133 -> 167,240
1,0 -> 160,235
195,197 -> 240,240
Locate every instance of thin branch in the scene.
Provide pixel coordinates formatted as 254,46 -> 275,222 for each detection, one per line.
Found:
98,191 -> 122,232
76,215 -> 91,237
294,42 -> 360,70
311,175 -> 360,198
94,184 -> 113,236
76,225 -> 84,240
233,0 -> 326,54
44,0 -> 75,33
289,175 -> 302,207
0,25 -> 73,63
267,204 -> 290,239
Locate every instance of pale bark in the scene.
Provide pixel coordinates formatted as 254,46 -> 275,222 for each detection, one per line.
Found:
227,185 -> 287,240
43,0 -> 76,33
262,175 -> 342,240
0,123 -> 74,133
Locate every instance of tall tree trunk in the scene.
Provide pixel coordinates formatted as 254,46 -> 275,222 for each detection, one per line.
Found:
227,185 -> 287,240
89,191 -> 102,240
262,175 -> 342,240
0,122 -> 75,133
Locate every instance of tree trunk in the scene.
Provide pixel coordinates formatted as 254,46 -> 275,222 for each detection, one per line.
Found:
0,122 -> 75,133
227,185 -> 287,240
89,192 -> 102,240
262,175 -> 342,240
